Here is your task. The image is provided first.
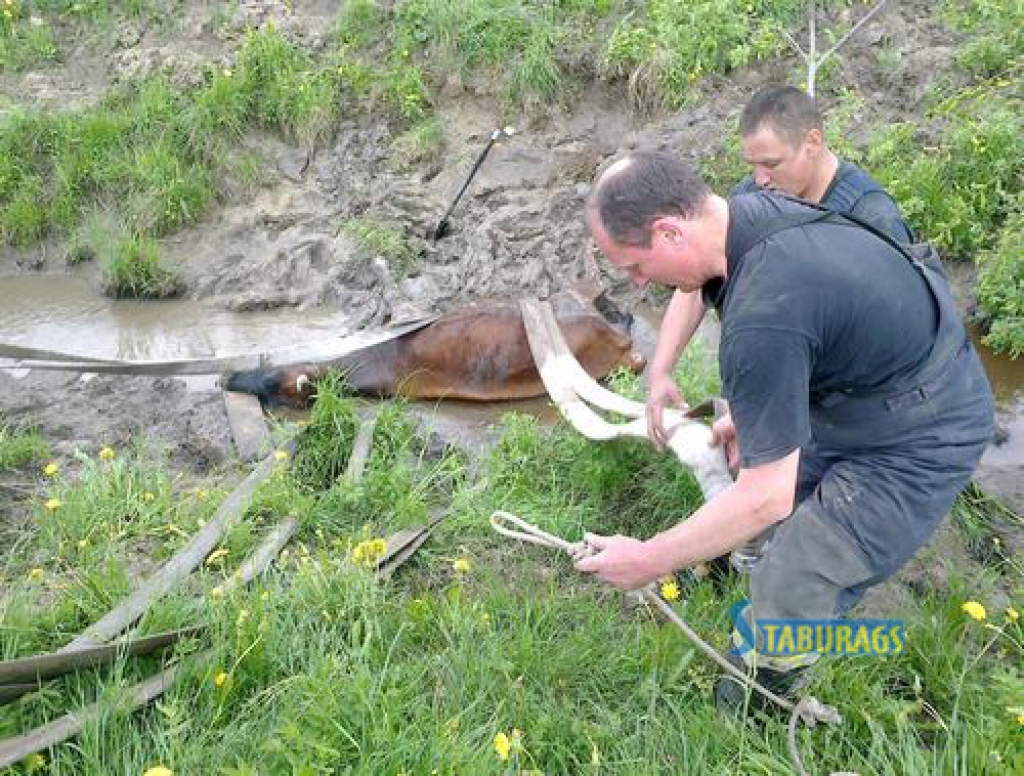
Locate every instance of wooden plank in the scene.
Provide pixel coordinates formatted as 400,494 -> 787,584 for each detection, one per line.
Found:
223,390 -> 270,461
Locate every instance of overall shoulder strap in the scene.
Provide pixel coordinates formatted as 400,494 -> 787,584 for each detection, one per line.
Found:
730,207 -> 832,259
824,162 -> 883,213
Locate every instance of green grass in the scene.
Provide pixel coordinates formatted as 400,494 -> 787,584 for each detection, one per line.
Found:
391,117 -> 444,168
604,0 -> 803,111
1,371 -> 1019,774
975,201 -> 1024,356
99,231 -> 182,299
0,419 -> 48,470
341,217 -> 418,278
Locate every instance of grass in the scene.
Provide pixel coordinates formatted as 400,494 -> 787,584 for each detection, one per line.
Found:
975,201 -> 1024,357
341,217 -> 418,278
0,372 -> 1020,774
0,419 -> 48,470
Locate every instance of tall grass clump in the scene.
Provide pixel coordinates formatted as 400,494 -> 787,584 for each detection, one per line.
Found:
291,372 -> 359,491
942,0 -> 1023,80
0,418 -> 47,469
99,231 -> 182,299
342,217 -> 417,277
603,0 -> 803,111
975,202 -> 1023,356
235,21 -> 341,145
0,1 -> 58,71
863,103 -> 1021,261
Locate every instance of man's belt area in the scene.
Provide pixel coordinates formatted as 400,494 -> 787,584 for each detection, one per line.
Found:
811,337 -> 971,413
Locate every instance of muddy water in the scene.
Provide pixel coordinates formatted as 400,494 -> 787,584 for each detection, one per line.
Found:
0,274 -> 364,365
970,324 -> 1024,471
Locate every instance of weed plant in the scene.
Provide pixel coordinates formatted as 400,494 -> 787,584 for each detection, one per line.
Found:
342,217 -> 418,277
975,202 -> 1023,356
99,231 -> 182,299
0,371 -> 1020,773
604,0 -> 804,111
0,419 -> 47,469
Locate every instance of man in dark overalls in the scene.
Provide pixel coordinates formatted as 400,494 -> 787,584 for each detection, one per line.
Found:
576,151 -> 994,706
647,85 -> 913,455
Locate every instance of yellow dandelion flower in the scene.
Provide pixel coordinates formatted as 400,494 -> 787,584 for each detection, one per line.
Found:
213,671 -> 229,688
351,538 -> 387,567
98,446 -> 115,460
43,461 -> 59,476
143,491 -> 155,502
1006,607 -> 1019,623
44,497 -> 62,511
209,586 -> 224,598
452,557 -> 472,574
77,538 -> 88,549
493,731 -> 511,761
195,489 -> 208,500
961,601 -> 986,621
23,753 -> 46,771
142,767 -> 173,776
659,577 -> 681,602
261,590 -> 270,601
274,449 -> 289,461
27,567 -> 45,582
205,548 -> 229,566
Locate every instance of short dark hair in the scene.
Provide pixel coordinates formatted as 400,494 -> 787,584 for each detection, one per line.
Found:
738,85 -> 822,147
589,151 -> 710,247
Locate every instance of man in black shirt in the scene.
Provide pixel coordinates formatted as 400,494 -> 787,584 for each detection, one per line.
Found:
648,86 -> 913,452
577,151 -> 993,706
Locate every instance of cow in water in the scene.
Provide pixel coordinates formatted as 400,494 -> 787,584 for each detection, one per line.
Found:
224,296 -> 645,407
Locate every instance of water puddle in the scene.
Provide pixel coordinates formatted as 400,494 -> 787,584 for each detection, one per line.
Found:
969,324 -> 1024,471
0,275 -> 359,363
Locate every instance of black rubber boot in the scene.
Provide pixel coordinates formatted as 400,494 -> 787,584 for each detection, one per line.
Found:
713,651 -> 811,716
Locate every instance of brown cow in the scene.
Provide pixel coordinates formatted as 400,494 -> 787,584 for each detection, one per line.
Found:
224,299 -> 645,407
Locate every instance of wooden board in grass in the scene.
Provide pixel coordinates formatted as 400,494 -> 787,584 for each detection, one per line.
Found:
223,389 -> 270,461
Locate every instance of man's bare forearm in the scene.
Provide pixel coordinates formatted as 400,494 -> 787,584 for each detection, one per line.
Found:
640,453 -> 799,581
650,289 -> 706,379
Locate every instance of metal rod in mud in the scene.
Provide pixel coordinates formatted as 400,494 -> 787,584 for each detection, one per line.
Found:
431,126 -> 515,241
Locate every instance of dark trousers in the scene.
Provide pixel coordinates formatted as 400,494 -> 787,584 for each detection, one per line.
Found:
749,343 -> 994,638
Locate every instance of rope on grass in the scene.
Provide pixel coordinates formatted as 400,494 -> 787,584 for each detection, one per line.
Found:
489,510 -> 849,776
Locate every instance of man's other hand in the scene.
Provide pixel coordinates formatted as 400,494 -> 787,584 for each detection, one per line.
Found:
646,375 -> 686,450
710,412 -> 740,472
574,532 -> 655,590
